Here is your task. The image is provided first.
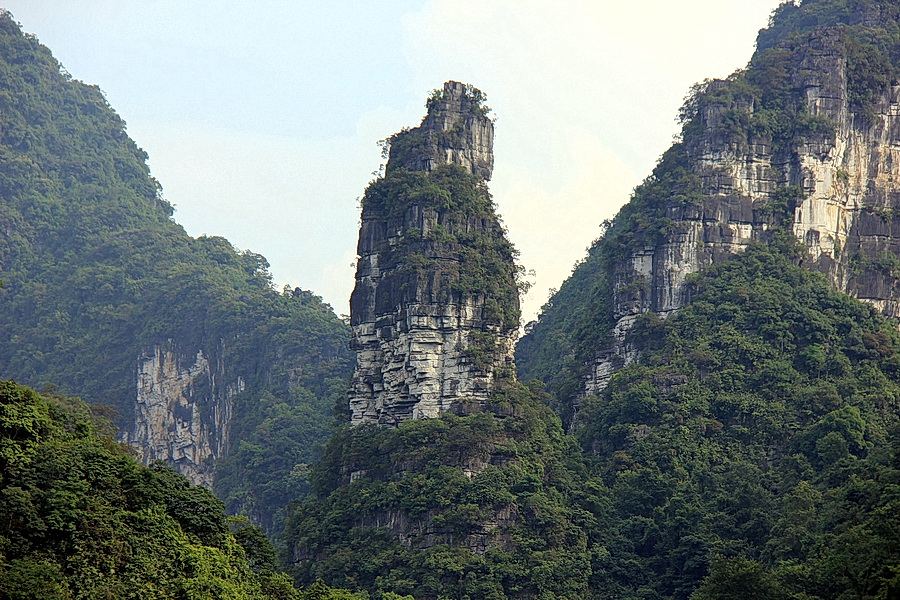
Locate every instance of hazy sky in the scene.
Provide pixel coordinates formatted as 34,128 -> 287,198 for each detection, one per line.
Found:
5,0 -> 782,321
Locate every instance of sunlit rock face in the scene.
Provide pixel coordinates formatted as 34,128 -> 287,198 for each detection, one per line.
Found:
348,81 -> 519,426
388,80 -> 495,181
587,27 -> 900,394
121,341 -> 242,486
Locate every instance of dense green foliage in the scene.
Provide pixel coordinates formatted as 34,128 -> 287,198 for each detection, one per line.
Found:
9,2 -> 900,598
361,163 -> 522,330
363,164 -> 494,219
284,381 -> 599,600
215,369 -> 350,535
0,12 -> 352,530
757,0 -> 900,56
516,6 -> 900,587
575,242 -> 900,598
0,380 -> 302,599
517,2 -> 900,596
0,380 -> 370,600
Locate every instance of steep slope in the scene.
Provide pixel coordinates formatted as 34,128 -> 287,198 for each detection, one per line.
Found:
518,0 -> 900,406
0,12 -> 352,530
579,241 -> 900,599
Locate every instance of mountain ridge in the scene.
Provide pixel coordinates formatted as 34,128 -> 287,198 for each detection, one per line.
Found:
0,10 -> 351,533
519,0 -> 900,410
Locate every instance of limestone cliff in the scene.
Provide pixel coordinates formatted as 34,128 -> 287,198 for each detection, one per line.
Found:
120,341 -> 242,487
348,81 -> 520,426
386,81 -> 494,181
583,19 -> 900,394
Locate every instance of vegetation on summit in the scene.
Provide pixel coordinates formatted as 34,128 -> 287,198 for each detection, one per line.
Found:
513,0 -> 900,597
360,162 -> 523,330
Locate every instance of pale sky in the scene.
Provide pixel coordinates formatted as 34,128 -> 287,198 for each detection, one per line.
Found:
4,1 -> 782,322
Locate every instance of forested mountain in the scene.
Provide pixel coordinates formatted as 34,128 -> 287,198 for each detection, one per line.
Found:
284,82 -> 598,599
6,0 -> 900,598
287,0 -> 900,598
0,11 -> 352,532
288,239 -> 900,599
519,0 -> 900,417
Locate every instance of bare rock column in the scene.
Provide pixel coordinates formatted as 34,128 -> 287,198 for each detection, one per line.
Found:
348,81 -> 520,426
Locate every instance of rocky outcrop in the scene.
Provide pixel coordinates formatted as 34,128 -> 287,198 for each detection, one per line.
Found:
387,81 -> 494,181
343,504 -> 518,555
348,81 -> 519,426
587,25 -> 900,393
121,341 -> 242,486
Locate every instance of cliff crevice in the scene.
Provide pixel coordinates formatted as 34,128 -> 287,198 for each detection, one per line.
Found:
120,340 -> 242,486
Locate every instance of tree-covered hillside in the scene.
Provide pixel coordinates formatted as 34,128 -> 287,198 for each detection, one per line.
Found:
578,241 -> 900,599
0,11 -> 352,531
285,382 -> 599,599
0,380 -> 374,599
0,380 -> 292,599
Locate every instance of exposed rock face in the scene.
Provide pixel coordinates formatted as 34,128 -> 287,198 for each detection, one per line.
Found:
349,81 -> 519,426
587,26 -> 900,393
121,341 -> 242,486
336,503 -> 518,555
388,81 -> 494,181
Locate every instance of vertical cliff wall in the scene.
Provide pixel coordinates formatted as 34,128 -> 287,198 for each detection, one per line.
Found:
120,341 -> 242,486
348,81 -> 520,426
583,19 -> 900,394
